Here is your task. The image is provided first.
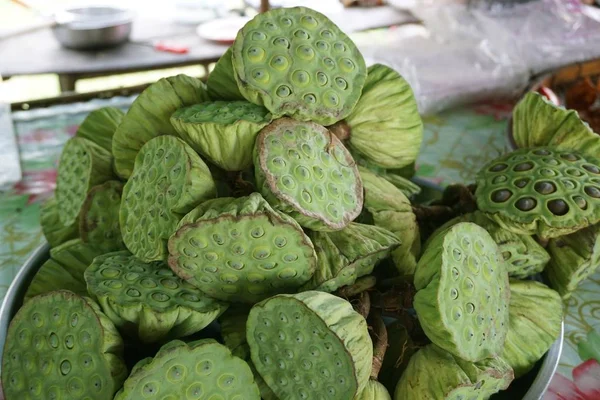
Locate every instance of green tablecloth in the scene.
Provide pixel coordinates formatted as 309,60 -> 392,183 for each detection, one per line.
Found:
1,98 -> 598,398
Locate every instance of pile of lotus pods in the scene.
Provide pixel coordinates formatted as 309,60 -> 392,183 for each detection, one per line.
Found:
3,6 -> 598,400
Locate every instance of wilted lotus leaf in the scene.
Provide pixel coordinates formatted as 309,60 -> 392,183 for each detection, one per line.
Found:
56,137 -> 115,227
85,251 -> 228,343
114,339 -> 260,400
379,321 -> 417,394
393,344 -> 513,400
501,279 -> 562,378
475,146 -> 600,239
247,291 -> 373,399
254,117 -> 363,231
330,64 -> 423,169
301,222 -> 400,292
232,7 -> 366,125
357,380 -> 392,400
168,193 -> 317,303
434,211 -> 550,279
40,196 -> 79,247
112,74 -> 209,179
171,100 -> 272,171
75,106 -> 124,152
512,92 -> 600,159
359,166 -> 420,276
545,223 -> 600,299
414,222 -> 510,362
120,135 -> 216,262
206,47 -> 245,101
2,291 -> 127,400
79,180 -> 126,253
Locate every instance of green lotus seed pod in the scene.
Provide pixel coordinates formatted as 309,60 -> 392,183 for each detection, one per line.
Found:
475,146 -> 600,240
254,117 -> 363,231
357,380 -> 392,400
379,321 -> 417,394
359,166 -> 421,276
171,101 -> 273,171
512,92 -> 600,160
85,251 -> 228,343
301,222 -> 400,292
24,259 -> 87,302
433,211 -> 550,279
501,279 -> 563,378
56,137 -> 115,227
545,223 -> 600,299
112,74 -> 209,179
2,290 -> 127,400
247,291 -> 373,399
120,135 -> 216,262
40,196 -> 79,247
207,47 -> 246,101
414,222 -> 510,362
79,180 -> 126,253
331,64 -> 423,169
114,339 -> 260,400
168,192 -> 317,303
49,238 -> 102,277
75,106 -> 124,152
393,344 -> 513,400
232,6 -> 367,125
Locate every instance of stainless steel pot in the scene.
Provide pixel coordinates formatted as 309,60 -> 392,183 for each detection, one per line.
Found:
0,242 -> 563,399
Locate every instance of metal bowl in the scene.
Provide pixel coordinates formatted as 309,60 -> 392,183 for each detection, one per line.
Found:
51,6 -> 133,50
0,242 -> 563,399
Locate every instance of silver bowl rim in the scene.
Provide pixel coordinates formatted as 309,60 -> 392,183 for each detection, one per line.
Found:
0,242 -> 564,399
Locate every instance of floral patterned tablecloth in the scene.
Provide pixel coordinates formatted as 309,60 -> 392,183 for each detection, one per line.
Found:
0,97 -> 598,398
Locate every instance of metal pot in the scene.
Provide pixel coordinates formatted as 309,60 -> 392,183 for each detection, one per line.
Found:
0,242 -> 563,399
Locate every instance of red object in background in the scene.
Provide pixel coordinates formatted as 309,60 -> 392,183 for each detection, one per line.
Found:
153,42 -> 189,54
536,86 -> 561,106
573,359 -> 600,400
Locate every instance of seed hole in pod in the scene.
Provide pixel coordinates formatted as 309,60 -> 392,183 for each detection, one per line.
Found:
220,274 -> 238,284
532,180 -> 557,195
294,29 -> 310,39
512,178 -> 529,189
585,185 -> 600,198
280,175 -> 297,190
540,168 -> 556,177
513,162 -> 534,172
574,196 -> 588,210
465,328 -> 475,342
324,91 -> 340,107
126,288 -> 141,298
295,165 -> 311,181
296,45 -> 315,60
583,164 -> 600,174
48,333 -> 59,349
323,58 -> 335,70
321,29 -> 334,38
491,189 -> 512,203
315,40 -> 329,52
561,179 -> 577,190
515,197 -> 537,211
280,16 -> 293,26
271,54 -> 290,71
251,68 -> 269,84
533,149 -> 551,156
490,163 -> 507,172
284,253 -> 298,263
542,157 -> 559,166
340,58 -> 355,72
304,93 -> 317,104
567,168 -> 584,177
560,153 -> 580,161
313,72 -> 329,88
466,303 -> 475,314
253,248 -> 271,260
452,248 -> 462,262
548,199 -> 569,216
251,226 -> 265,238
273,37 -> 290,48
450,288 -> 459,300
203,266 -> 218,274
264,21 -> 278,30
301,15 -> 317,27
252,31 -> 266,41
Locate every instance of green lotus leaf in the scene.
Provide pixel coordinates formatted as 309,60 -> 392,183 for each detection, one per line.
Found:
168,192 -> 317,303
247,291 -> 373,399
75,106 -> 124,152
414,222 -> 510,362
331,63 -> 423,169
475,146 -> 600,239
512,92 -> 600,159
301,222 -> 400,292
501,279 -> 563,378
545,222 -> 600,299
79,180 -> 126,253
171,100 -> 272,171
120,135 -> 216,262
40,196 -> 79,247
254,117 -> 363,231
2,290 -> 127,400
357,380 -> 392,400
433,211 -> 550,279
207,47 -> 245,101
114,339 -> 260,400
232,7 -> 367,125
112,74 -> 210,179
379,321 -> 418,394
55,137 -> 115,227
85,251 -> 228,343
394,344 -> 513,400
359,166 -> 421,276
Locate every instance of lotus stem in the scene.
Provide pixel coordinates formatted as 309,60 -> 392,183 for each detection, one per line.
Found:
370,309 -> 388,380
354,291 -> 371,320
328,120 -> 352,142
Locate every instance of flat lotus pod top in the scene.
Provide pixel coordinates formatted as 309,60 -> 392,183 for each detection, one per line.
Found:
79,180 -> 126,253
254,118 -> 363,231
112,74 -> 209,179
393,344 -> 513,400
414,222 -> 510,362
1,291 -> 127,400
40,196 -> 79,247
114,339 -> 260,400
168,193 -> 317,303
247,291 -> 373,400
232,6 -> 367,125
120,135 -> 216,262
475,146 -> 600,239
170,101 -> 273,171
56,137 -> 115,227
85,251 -> 228,343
